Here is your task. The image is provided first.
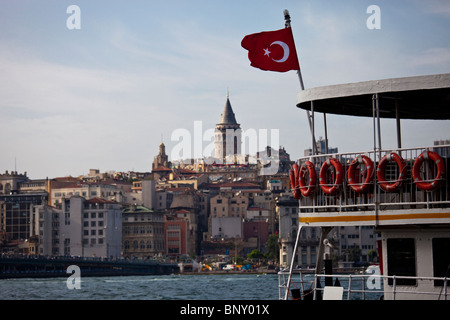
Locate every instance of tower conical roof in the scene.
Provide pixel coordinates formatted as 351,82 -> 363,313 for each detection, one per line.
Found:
218,97 -> 238,125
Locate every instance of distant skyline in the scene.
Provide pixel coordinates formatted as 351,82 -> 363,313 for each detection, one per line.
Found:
1,1 -> 450,179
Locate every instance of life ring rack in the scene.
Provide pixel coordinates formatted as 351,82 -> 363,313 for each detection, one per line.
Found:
319,158 -> 343,195
412,150 -> 446,191
298,160 -> 317,197
347,155 -> 374,193
376,152 -> 407,192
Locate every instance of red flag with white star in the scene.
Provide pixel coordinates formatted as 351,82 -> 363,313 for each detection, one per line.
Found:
241,27 -> 300,72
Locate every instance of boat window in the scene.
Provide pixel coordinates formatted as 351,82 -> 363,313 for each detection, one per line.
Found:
387,238 -> 416,285
432,238 -> 450,286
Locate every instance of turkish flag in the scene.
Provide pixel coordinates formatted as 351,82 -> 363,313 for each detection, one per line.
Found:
241,27 -> 300,72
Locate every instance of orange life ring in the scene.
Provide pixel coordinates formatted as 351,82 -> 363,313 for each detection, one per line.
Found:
319,158 -> 343,195
347,155 -> 374,193
289,163 -> 301,199
299,160 -> 316,197
376,152 -> 407,192
412,150 -> 446,191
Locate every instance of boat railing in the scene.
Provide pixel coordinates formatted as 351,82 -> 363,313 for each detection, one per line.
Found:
278,269 -> 449,300
294,144 -> 450,214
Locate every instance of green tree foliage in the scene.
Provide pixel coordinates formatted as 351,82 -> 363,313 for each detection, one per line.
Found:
264,233 -> 279,261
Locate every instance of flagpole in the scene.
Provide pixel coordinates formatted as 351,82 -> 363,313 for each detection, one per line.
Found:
283,9 -> 317,154
284,10 -> 333,302
283,9 -> 310,300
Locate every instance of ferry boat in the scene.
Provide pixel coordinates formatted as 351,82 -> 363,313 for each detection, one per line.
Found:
279,73 -> 450,300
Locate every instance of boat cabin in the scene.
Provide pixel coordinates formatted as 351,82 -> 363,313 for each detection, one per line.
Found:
283,74 -> 450,300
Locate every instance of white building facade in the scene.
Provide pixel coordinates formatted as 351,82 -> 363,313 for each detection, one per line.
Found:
31,196 -> 122,258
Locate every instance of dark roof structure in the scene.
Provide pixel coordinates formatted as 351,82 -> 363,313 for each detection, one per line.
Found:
296,73 -> 450,120
218,96 -> 239,125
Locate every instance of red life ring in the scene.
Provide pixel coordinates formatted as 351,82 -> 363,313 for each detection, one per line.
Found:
290,163 -> 301,199
376,152 -> 407,192
299,160 -> 316,197
319,158 -> 343,195
347,155 -> 374,193
412,150 -> 446,191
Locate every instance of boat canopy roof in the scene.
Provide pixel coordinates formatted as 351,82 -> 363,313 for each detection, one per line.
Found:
296,73 -> 450,120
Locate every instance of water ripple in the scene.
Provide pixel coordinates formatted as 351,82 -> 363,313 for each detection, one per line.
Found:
1,274 -> 279,300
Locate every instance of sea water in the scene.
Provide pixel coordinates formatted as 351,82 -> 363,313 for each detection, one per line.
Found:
0,273 -> 279,300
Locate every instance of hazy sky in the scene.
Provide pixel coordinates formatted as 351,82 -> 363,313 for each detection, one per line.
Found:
1,0 -> 450,179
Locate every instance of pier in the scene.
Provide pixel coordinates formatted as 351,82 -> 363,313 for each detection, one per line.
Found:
0,256 -> 179,278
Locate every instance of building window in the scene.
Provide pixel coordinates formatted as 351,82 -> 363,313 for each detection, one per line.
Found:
387,238 -> 416,285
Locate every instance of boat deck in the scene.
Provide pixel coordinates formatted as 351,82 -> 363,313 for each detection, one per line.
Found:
293,145 -> 450,227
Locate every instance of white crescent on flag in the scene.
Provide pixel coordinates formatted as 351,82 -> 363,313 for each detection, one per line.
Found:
270,41 -> 289,63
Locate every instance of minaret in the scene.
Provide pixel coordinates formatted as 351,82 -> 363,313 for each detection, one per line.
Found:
214,90 -> 241,164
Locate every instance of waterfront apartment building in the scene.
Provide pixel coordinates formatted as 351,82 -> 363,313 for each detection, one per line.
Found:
164,213 -> 190,256
122,205 -> 164,258
0,192 -> 48,243
30,196 -> 122,258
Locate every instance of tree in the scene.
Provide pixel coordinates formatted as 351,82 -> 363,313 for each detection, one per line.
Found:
248,249 -> 264,260
264,233 -> 279,261
348,248 -> 362,263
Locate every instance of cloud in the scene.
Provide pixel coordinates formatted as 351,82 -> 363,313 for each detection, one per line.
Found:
1,1 -> 449,179
408,47 -> 450,69
421,0 -> 450,17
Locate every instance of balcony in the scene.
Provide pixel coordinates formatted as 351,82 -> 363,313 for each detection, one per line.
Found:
292,145 -> 450,227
